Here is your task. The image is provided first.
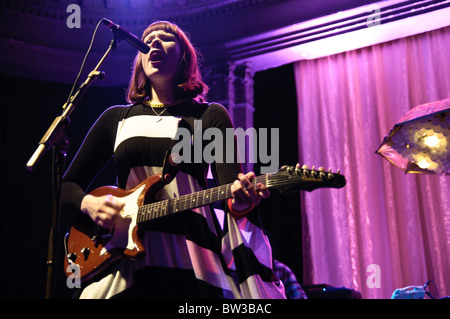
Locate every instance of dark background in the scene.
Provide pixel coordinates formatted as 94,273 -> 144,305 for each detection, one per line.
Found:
0,62 -> 301,298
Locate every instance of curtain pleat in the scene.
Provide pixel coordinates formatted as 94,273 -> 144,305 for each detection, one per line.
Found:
294,26 -> 450,299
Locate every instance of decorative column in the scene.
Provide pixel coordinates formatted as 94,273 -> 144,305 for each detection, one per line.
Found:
227,62 -> 255,128
204,61 -> 256,173
227,61 -> 255,173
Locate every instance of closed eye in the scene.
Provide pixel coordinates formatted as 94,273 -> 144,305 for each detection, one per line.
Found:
145,34 -> 176,44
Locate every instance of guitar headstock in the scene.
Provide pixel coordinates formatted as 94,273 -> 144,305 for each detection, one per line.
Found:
268,164 -> 346,193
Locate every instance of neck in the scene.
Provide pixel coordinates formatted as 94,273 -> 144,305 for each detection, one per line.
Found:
150,81 -> 177,105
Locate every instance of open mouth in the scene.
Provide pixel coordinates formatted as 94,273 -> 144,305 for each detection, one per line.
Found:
150,50 -> 164,62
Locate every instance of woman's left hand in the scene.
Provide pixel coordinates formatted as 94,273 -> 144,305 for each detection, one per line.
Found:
230,172 -> 270,212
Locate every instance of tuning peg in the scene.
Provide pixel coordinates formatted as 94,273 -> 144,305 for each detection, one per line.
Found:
301,164 -> 309,169
312,165 -> 315,170
337,169 -> 341,174
318,167 -> 325,177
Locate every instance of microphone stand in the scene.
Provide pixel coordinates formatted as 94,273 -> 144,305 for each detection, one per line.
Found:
26,37 -> 118,299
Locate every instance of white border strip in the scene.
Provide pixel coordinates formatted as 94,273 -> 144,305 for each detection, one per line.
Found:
228,1 -> 450,71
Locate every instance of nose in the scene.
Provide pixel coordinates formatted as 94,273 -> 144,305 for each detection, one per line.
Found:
149,37 -> 162,48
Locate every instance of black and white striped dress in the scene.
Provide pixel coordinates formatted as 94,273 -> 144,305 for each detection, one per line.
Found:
62,100 -> 286,299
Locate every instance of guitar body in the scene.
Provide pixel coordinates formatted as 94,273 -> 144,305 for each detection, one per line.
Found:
64,174 -> 165,284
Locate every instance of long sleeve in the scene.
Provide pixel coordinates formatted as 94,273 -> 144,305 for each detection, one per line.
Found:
204,102 -> 244,185
61,106 -> 123,211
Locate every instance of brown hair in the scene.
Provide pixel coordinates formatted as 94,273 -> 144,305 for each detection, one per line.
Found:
126,21 -> 208,104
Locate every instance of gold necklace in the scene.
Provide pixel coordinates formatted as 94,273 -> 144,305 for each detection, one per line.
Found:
149,102 -> 168,108
146,100 -> 171,120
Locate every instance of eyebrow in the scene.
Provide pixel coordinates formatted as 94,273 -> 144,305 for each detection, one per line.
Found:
144,31 -> 176,42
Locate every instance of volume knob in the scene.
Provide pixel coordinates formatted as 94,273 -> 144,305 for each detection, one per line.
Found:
80,247 -> 90,259
67,252 -> 77,263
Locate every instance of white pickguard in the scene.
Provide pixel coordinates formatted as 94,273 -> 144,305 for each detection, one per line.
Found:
100,185 -> 145,255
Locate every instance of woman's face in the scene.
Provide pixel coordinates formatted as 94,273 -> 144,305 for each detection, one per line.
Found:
142,29 -> 182,85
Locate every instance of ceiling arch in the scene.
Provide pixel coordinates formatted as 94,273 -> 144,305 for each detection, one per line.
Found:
0,0 -> 391,86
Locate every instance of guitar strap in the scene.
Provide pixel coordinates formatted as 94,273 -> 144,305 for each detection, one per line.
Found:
161,143 -> 180,184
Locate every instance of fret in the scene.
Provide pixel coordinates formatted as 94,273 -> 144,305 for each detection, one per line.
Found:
176,196 -> 183,212
145,205 -> 150,221
143,206 -> 147,220
151,203 -> 157,219
155,201 -> 161,218
150,204 -> 155,219
160,200 -> 168,217
212,187 -> 219,203
218,185 -> 227,201
204,188 -> 212,205
174,197 -> 181,213
177,196 -> 184,212
197,190 -> 204,206
137,206 -> 144,223
192,192 -> 198,207
158,200 -> 167,217
183,194 -> 190,211
151,202 -> 156,219
159,200 -> 164,217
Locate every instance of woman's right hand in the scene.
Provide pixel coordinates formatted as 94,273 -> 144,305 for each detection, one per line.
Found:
80,194 -> 125,228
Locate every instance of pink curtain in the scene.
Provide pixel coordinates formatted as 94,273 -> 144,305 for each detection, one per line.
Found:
294,26 -> 450,299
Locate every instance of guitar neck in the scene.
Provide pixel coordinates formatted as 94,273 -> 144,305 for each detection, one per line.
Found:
135,165 -> 346,225
136,175 -> 267,225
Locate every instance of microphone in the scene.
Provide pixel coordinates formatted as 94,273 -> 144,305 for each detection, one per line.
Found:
102,18 -> 150,54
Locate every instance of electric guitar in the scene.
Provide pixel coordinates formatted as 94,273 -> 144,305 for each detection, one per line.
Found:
64,164 -> 346,283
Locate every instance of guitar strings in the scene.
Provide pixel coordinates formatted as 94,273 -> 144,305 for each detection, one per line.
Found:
117,172 -> 333,219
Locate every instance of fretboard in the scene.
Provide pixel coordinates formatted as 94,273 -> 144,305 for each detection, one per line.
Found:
134,165 -> 346,225
136,175 -> 267,225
